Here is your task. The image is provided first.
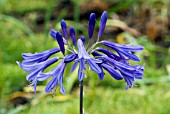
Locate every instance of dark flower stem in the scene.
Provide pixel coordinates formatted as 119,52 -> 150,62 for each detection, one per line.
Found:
80,80 -> 83,114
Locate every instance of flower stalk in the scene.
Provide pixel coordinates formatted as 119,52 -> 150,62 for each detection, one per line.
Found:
80,80 -> 83,114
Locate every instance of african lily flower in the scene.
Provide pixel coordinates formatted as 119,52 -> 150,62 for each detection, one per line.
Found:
17,11 -> 144,95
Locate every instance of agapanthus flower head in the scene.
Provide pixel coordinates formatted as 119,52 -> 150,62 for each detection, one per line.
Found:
17,11 -> 144,95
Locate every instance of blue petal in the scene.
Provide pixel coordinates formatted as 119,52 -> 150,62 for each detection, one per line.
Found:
98,11 -> 107,37
22,48 -> 60,64
45,76 -> 58,93
104,57 -> 144,85
17,57 -> 58,73
64,54 -> 78,63
86,59 -> 102,74
88,13 -> 96,39
22,48 -> 60,59
36,73 -> 51,81
78,58 -> 85,81
77,39 -> 90,59
97,65 -> 104,80
96,47 -> 121,61
101,41 -> 141,62
70,60 -> 78,72
101,40 -> 144,52
102,63 -> 123,80
69,26 -> 77,46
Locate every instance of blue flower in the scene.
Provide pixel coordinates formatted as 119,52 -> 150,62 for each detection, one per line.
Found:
17,11 -> 145,95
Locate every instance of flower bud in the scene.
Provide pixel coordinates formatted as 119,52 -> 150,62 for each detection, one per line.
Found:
88,13 -> 96,39
98,11 -> 108,37
69,26 -> 76,46
60,19 -> 68,38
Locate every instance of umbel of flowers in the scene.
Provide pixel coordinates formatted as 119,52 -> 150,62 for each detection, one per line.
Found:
17,11 -> 144,95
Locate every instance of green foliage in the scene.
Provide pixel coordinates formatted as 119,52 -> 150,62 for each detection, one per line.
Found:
0,64 -> 26,95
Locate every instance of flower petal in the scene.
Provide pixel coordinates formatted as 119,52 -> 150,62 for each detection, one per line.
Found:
45,76 -> 58,93
102,63 -> 123,80
22,48 -> 60,64
86,59 -> 102,74
64,54 -> 78,63
70,60 -> 78,72
98,65 -> 104,80
101,40 -> 144,52
96,47 -> 121,61
78,58 -> 85,81
77,39 -> 90,59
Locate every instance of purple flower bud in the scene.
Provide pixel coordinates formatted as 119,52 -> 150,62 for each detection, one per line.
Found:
80,35 -> 86,43
60,19 -> 68,38
98,11 -> 108,37
50,29 -> 67,45
88,13 -> 96,39
69,26 -> 76,46
55,32 -> 65,55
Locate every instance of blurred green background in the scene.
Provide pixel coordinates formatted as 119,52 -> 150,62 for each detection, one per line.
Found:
0,0 -> 170,114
